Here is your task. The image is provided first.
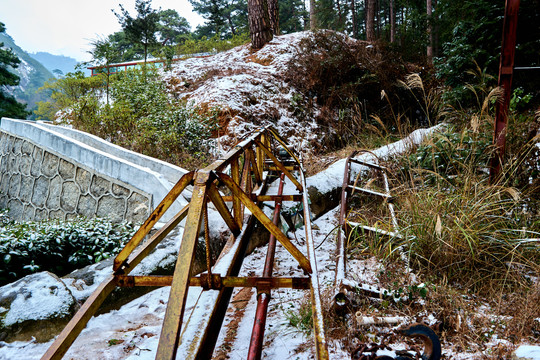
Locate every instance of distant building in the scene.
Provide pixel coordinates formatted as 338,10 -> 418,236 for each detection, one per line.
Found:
87,53 -> 215,76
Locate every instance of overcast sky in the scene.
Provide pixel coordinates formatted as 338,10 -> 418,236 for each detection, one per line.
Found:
0,0 -> 206,62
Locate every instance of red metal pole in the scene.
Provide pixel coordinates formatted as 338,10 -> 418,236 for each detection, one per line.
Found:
247,173 -> 285,360
490,0 -> 520,182
333,151 -> 357,307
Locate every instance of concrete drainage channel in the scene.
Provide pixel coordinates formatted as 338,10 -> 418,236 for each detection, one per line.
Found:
0,117 -> 190,223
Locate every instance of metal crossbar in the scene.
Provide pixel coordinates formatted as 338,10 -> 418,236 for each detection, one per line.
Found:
334,151 -> 401,307
42,126 -> 328,360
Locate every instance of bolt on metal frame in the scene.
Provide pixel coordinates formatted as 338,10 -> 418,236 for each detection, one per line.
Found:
42,126 -> 328,360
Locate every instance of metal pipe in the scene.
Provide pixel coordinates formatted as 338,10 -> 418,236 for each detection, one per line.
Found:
334,151 -> 358,307
513,66 -> 540,70
490,0 -> 520,182
247,173 -> 285,360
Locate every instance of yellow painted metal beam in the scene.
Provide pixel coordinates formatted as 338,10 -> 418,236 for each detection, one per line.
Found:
217,173 -> 312,274
40,276 -> 118,360
120,204 -> 189,275
254,139 -> 303,191
115,275 -> 310,289
156,171 -> 209,360
266,127 -> 302,165
114,171 -> 194,271
247,147 -> 262,185
207,182 -> 241,237
221,195 -> 302,202
231,156 -> 242,227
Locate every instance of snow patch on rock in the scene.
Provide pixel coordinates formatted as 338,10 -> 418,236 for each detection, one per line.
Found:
0,272 -> 75,327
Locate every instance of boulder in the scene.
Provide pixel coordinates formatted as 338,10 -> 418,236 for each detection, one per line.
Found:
0,271 -> 78,342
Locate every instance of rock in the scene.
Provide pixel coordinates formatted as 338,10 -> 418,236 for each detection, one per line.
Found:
0,271 -> 78,342
308,185 -> 341,219
96,195 -> 125,223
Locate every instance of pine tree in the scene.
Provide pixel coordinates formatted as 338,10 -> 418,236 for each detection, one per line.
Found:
279,0 -> 308,33
158,9 -> 191,44
86,37 -> 121,105
190,0 -> 247,38
113,0 -> 160,63
0,22 -> 27,119
248,0 -> 273,49
366,0 -> 376,41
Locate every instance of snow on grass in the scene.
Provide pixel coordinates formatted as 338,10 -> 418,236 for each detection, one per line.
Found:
162,32 -> 319,154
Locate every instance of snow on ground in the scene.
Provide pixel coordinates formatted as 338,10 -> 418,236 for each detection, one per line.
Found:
162,32 -> 319,154
1,34 -> 538,358
2,190 -> 539,359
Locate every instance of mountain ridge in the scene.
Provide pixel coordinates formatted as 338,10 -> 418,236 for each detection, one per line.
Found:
29,51 -> 79,77
0,32 -> 54,117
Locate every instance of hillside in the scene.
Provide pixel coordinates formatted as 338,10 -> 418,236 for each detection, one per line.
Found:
0,32 -> 53,115
163,32 -> 319,153
29,52 -> 79,77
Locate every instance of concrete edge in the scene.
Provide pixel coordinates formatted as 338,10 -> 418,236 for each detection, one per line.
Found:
0,118 -> 189,221
29,120 -> 189,185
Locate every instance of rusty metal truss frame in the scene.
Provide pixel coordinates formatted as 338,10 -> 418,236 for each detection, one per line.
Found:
42,126 -> 328,360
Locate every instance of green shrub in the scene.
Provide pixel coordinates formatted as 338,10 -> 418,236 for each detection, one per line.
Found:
286,301 -> 313,335
45,68 -> 219,169
400,128 -> 492,186
176,33 -> 249,55
0,216 -> 137,286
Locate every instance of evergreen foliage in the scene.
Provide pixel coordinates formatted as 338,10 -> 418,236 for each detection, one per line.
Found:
158,9 -> 191,44
278,0 -> 307,34
0,213 -> 137,285
0,22 -> 27,119
190,0 -> 248,38
113,0 -> 161,62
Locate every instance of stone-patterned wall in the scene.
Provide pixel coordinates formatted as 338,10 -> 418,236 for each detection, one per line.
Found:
0,131 -> 152,223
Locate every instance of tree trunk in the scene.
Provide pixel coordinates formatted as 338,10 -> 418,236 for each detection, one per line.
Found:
248,0 -> 273,49
366,0 -> 376,41
310,0 -> 317,30
336,0 -> 343,30
227,13 -> 237,36
268,0 -> 280,35
350,0 -> 357,38
433,0 -> 439,56
390,0 -> 395,43
426,0 -> 433,63
376,0 -> 380,38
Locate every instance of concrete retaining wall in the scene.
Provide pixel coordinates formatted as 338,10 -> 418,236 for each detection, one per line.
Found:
0,118 -> 191,223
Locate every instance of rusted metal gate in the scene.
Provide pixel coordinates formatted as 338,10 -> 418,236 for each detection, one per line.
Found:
42,126 -> 328,360
334,153 -> 442,360
334,151 -> 400,306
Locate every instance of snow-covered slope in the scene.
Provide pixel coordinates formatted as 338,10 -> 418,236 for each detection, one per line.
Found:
163,33 -> 318,153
